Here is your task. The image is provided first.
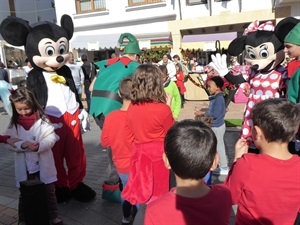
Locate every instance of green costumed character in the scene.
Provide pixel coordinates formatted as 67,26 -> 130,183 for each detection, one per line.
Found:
90,33 -> 141,119
90,33 -> 141,189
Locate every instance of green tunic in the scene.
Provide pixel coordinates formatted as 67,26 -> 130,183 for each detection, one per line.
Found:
90,57 -> 139,117
288,68 -> 300,103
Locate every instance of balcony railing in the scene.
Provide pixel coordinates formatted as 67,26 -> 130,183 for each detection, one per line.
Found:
76,0 -> 106,14
128,0 -> 163,7
187,0 -> 230,5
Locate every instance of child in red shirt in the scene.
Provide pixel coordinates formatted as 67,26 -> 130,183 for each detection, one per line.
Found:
225,98 -> 300,225
101,77 -> 137,224
144,119 -> 232,225
175,63 -> 186,108
121,64 -> 175,206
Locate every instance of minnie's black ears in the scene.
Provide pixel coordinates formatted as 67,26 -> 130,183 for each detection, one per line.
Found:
274,17 -> 300,42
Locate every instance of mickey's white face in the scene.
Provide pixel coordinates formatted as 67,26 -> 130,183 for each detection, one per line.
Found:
32,37 -> 70,72
244,42 -> 285,72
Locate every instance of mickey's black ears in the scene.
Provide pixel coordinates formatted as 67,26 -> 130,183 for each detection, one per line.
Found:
60,14 -> 74,40
274,17 -> 300,42
0,17 -> 31,46
227,36 -> 247,56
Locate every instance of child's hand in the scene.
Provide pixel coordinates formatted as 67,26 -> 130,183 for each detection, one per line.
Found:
234,138 -> 248,162
194,107 -> 205,116
21,141 -> 39,152
29,142 -> 39,152
6,138 -> 21,148
194,110 -> 204,116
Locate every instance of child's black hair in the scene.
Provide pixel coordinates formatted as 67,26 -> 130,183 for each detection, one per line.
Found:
164,119 -> 217,180
252,98 -> 300,143
209,76 -> 224,89
119,76 -> 132,100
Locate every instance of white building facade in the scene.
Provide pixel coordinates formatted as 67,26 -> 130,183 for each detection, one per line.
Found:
54,0 -> 300,61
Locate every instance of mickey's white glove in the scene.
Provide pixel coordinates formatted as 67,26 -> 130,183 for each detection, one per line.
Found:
208,53 -> 229,77
78,109 -> 91,133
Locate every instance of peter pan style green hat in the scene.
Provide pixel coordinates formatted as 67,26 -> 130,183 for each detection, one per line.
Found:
274,17 -> 300,46
284,23 -> 300,46
118,33 -> 140,55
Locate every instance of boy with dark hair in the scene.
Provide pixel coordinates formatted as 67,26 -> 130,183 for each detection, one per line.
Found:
195,76 -> 229,175
101,76 -> 137,224
225,98 -> 300,225
144,119 -> 232,225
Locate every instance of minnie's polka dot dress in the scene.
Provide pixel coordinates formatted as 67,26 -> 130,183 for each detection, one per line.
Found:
241,66 -> 287,142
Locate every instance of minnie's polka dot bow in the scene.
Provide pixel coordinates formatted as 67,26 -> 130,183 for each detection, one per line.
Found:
244,20 -> 274,35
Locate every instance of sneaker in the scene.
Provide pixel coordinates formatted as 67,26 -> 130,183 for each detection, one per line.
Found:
122,216 -> 133,224
212,167 -> 229,176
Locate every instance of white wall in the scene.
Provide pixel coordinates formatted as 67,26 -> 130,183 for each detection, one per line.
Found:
55,0 -> 175,27
179,0 -> 274,19
55,0 -> 175,41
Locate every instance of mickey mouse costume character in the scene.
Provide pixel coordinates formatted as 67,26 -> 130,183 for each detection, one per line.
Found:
210,21 -> 287,146
0,15 -> 96,203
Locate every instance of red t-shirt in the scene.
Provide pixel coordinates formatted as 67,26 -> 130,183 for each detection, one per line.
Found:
101,110 -> 133,173
127,102 -> 174,144
225,153 -> 300,225
144,184 -> 232,225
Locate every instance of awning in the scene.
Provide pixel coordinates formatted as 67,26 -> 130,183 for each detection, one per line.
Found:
134,32 -> 173,49
0,40 -> 25,51
181,32 -> 236,51
70,33 -> 121,50
71,32 -> 173,51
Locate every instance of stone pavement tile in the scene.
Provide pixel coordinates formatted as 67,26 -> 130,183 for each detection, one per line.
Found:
0,100 -> 243,225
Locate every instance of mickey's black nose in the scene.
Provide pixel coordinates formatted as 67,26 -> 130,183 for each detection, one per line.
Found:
56,56 -> 64,63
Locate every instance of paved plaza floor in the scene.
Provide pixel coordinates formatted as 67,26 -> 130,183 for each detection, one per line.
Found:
0,100 -> 245,225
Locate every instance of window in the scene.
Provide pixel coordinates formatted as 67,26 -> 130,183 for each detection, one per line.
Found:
186,0 -> 207,5
76,0 -> 106,14
128,0 -> 162,7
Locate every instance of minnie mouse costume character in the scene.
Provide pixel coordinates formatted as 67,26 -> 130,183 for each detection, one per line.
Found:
210,21 -> 287,145
0,15 -> 96,203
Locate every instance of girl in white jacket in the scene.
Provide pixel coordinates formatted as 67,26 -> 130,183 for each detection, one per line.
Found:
5,87 -> 63,225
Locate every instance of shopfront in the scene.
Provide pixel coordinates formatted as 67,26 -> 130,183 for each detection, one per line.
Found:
0,41 -> 27,68
70,32 -> 173,62
180,32 -> 237,68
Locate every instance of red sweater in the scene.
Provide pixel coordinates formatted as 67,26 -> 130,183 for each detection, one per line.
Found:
101,110 -> 133,173
144,184 -> 232,225
225,153 -> 300,225
0,135 -> 10,143
127,102 -> 174,144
